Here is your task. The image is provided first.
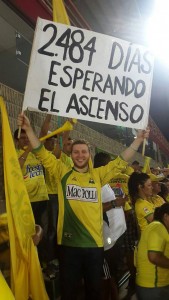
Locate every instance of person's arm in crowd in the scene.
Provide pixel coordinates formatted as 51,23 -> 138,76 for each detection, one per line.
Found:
148,251 -> 169,268
62,129 -> 71,145
103,196 -> 126,212
17,114 -> 41,149
121,128 -> 150,162
39,114 -> 52,138
18,144 -> 32,168
39,114 -> 67,158
40,112 -> 62,158
17,114 -> 64,178
32,225 -> 43,246
52,138 -> 61,158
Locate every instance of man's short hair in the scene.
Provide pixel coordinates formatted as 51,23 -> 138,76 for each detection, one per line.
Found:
132,160 -> 139,165
71,139 -> 90,152
13,128 -> 26,140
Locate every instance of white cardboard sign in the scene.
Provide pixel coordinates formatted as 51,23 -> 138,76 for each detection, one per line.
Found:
23,17 -> 154,129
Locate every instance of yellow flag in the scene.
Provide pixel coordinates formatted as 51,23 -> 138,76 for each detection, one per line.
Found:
52,1 -> 78,127
0,96 -> 49,300
52,0 -> 70,24
0,271 -> 15,300
142,156 -> 151,174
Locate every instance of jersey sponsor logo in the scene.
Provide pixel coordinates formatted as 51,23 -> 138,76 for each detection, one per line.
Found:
109,178 -> 127,184
89,178 -> 95,184
71,177 -> 77,181
66,184 -> 98,202
23,164 -> 44,179
64,232 -> 72,239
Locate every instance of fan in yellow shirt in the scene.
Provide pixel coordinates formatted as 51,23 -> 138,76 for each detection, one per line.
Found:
128,172 -> 154,232
14,128 -> 48,264
148,174 -> 165,208
135,203 -> 169,300
14,129 -> 48,204
109,172 -> 133,212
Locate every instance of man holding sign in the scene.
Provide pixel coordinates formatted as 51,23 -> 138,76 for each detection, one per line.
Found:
17,113 -> 149,300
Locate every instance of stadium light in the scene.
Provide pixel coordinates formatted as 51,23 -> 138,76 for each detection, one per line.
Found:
146,0 -> 169,65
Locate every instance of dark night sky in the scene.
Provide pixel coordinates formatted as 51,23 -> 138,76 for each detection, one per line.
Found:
150,60 -> 169,141
78,0 -> 169,142
130,0 -> 169,142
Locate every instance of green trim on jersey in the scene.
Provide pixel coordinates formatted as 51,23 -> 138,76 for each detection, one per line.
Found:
32,143 -> 43,152
61,170 -> 97,247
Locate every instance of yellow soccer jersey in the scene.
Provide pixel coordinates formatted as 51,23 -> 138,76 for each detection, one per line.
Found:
124,201 -> 132,211
33,145 -> 128,248
150,195 -> 165,208
17,149 -> 48,202
45,151 -> 58,195
136,221 -> 169,287
109,173 -> 129,196
45,169 -> 58,194
135,198 -> 155,232
109,173 -> 131,211
60,151 -> 74,168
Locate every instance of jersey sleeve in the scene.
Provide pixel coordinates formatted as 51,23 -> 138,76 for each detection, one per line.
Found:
147,225 -> 166,252
97,157 -> 128,186
33,145 -> 68,178
136,201 -> 154,220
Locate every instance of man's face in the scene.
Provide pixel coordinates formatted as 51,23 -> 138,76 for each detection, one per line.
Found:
63,140 -> 73,155
163,169 -> 169,177
17,132 -> 29,149
44,137 -> 55,151
132,164 -> 140,172
71,144 -> 90,169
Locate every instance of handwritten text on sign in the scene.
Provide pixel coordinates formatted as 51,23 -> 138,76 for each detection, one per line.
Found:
23,18 -> 154,129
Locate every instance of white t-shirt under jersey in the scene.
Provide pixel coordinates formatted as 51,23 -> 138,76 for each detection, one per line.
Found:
102,184 -> 126,251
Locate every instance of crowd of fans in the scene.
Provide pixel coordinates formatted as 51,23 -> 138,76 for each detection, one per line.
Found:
1,113 -> 169,300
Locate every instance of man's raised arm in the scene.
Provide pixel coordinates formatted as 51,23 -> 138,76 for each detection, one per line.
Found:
17,113 -> 41,149
121,128 -> 150,162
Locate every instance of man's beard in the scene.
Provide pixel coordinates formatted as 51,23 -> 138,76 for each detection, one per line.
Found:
73,160 -> 89,170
